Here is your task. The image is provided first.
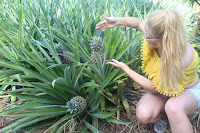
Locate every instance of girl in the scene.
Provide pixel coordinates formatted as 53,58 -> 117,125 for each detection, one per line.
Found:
95,9 -> 200,133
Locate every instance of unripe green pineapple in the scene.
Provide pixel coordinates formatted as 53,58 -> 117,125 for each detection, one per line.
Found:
55,43 -> 74,64
89,36 -> 104,63
66,96 -> 87,114
61,51 -> 74,64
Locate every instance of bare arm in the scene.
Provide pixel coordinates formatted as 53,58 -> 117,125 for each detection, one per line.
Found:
96,16 -> 145,32
122,65 -> 157,93
116,17 -> 145,32
107,59 -> 157,93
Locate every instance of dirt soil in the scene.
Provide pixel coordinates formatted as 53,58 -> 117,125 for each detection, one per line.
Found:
0,87 -> 200,133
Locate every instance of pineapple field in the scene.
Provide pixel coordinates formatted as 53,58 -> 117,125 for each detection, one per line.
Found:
0,0 -> 199,132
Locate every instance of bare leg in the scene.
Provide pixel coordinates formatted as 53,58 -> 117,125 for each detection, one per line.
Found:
136,92 -> 168,124
165,91 -> 197,133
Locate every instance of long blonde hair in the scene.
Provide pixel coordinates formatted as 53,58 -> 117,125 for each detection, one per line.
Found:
146,9 -> 187,92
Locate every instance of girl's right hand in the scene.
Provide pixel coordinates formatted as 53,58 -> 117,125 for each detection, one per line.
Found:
95,16 -> 119,31
106,59 -> 129,70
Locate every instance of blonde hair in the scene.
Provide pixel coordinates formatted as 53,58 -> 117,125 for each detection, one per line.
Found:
146,9 -> 187,92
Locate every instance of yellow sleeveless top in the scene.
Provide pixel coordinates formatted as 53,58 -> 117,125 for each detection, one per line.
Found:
141,38 -> 199,97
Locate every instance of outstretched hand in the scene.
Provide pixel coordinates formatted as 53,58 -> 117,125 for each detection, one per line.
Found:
106,59 -> 128,70
95,16 -> 119,31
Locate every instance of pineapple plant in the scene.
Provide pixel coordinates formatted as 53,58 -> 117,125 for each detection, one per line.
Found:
66,96 -> 87,114
0,0 -> 143,132
89,36 -> 104,63
55,43 -> 74,64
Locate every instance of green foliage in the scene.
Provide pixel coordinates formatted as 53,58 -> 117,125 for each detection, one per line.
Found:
0,0 -> 196,132
188,0 -> 200,5
0,0 -> 139,132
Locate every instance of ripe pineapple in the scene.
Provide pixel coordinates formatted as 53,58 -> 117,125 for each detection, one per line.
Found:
66,96 -> 87,114
55,43 -> 74,64
89,36 -> 104,63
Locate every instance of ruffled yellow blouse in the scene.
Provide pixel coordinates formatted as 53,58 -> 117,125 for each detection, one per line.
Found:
141,38 -> 199,97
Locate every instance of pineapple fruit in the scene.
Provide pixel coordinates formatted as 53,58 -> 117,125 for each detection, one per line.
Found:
89,36 -> 104,63
66,96 -> 87,114
55,43 -> 74,64
60,51 -> 74,64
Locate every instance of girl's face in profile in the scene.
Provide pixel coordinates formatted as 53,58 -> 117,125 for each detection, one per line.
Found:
144,23 -> 160,48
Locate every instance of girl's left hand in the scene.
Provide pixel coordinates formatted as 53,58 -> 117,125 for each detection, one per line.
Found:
95,16 -> 119,31
106,59 -> 128,70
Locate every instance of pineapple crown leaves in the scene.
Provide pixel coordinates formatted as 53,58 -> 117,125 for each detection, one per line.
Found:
55,43 -> 64,54
54,43 -> 75,64
66,99 -> 78,114
66,96 -> 87,114
89,36 -> 104,49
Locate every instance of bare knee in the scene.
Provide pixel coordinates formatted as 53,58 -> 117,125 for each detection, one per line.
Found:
136,105 -> 152,124
165,98 -> 183,122
165,98 -> 183,115
136,93 -> 168,124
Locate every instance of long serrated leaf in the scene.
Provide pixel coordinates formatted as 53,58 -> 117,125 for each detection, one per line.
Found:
31,38 -> 54,62
92,117 -> 98,129
116,80 -> 125,100
73,26 -> 80,62
121,94 -> 131,118
86,86 -> 97,106
100,95 -> 105,111
1,102 -> 47,115
32,21 -> 61,64
6,92 -> 63,105
19,0 -> 24,46
89,98 -> 100,112
81,0 -> 92,40
51,77 -> 79,96
95,53 -> 105,79
29,82 -> 65,101
45,114 -> 74,133
79,82 -> 99,89
12,114 -> 61,132
72,62 -> 89,89
87,64 -> 104,82
97,69 -> 119,94
91,108 -> 117,119
115,33 -> 142,60
3,108 -> 66,117
106,117 -> 130,125
0,116 -> 36,132
0,60 -> 50,82
84,122 -> 100,133
83,67 -> 101,85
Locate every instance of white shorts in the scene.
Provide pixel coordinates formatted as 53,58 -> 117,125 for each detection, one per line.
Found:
185,80 -> 200,109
